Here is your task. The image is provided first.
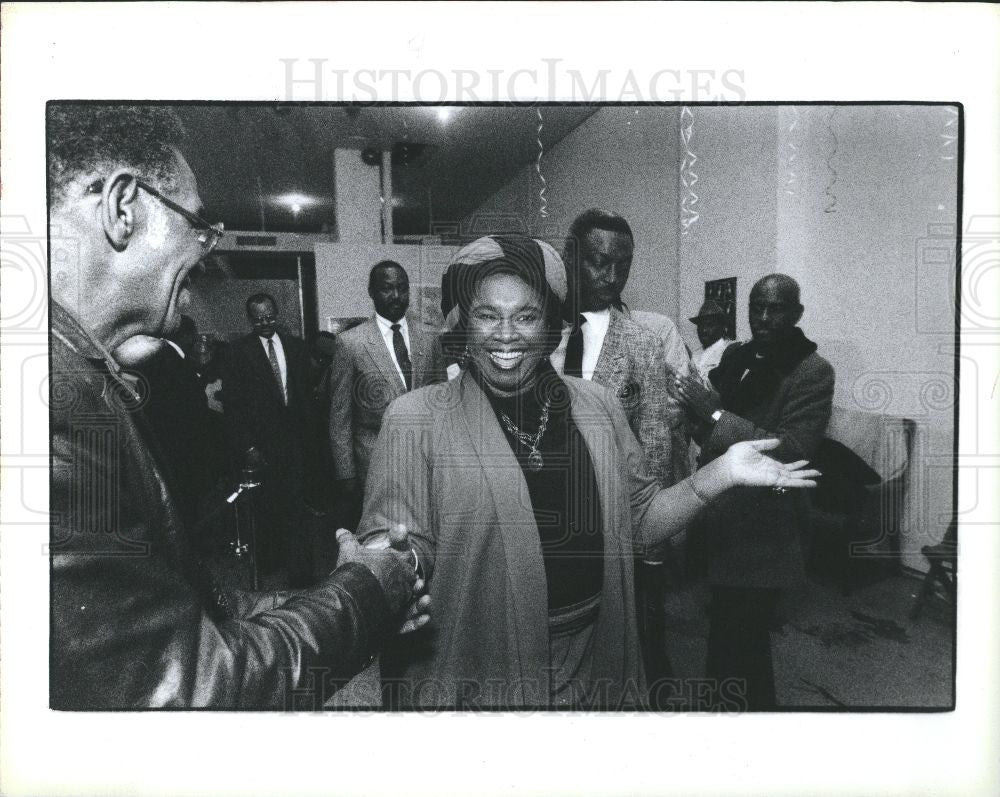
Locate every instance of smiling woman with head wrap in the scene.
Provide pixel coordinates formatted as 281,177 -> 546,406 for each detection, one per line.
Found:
355,234 -> 820,709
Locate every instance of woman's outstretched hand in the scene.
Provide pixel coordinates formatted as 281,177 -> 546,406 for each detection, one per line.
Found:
722,438 -> 821,490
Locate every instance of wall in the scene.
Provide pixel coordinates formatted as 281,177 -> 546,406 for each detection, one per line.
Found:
223,107 -> 958,569
469,104 -> 958,569
314,240 -> 459,330
464,107 -> 682,319
676,106 -> 780,339
334,148 -> 384,243
676,105 -> 958,569
185,276 -> 301,341
315,105 -> 685,328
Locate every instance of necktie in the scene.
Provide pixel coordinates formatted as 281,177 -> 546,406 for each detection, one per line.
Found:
563,315 -> 587,378
267,338 -> 286,404
391,323 -> 412,390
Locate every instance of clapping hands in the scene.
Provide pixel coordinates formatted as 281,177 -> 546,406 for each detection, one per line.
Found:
671,371 -> 722,423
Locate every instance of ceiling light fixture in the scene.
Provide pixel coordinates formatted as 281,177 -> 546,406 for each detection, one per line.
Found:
435,107 -> 453,123
274,192 -> 318,214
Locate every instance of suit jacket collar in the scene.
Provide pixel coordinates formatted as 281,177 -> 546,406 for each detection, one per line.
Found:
406,321 -> 430,379
362,316 -> 407,395
591,306 -> 628,384
364,314 -> 432,393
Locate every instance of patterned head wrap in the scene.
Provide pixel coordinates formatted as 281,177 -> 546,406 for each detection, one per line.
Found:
440,234 -> 567,332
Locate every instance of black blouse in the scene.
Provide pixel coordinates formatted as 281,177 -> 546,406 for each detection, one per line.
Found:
473,362 -> 605,611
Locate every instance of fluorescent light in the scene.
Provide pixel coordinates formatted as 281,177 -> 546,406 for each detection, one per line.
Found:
274,192 -> 317,211
435,107 -> 453,123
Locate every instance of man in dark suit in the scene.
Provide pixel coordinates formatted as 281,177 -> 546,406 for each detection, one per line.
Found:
222,293 -> 320,586
675,274 -> 835,709
328,261 -> 446,516
134,324 -> 225,533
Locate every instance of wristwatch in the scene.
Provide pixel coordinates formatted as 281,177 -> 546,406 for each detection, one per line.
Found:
710,409 -> 723,424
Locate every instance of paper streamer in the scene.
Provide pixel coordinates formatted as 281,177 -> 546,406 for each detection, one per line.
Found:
535,108 -> 549,219
823,108 -> 839,214
679,106 -> 700,233
783,106 -> 800,196
940,106 -> 958,161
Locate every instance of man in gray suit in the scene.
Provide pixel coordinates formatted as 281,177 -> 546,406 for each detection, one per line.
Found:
329,261 -> 446,516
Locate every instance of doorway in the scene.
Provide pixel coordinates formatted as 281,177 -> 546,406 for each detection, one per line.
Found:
184,251 -> 318,343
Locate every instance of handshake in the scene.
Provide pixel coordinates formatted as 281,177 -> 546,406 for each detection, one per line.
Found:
335,525 -> 430,635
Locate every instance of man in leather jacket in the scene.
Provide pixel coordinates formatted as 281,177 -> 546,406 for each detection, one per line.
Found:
47,104 -> 428,709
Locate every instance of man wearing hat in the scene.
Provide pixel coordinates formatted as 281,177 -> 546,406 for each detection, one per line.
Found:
689,299 -> 737,382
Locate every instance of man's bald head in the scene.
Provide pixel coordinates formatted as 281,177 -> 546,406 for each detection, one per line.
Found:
748,273 -> 804,348
750,274 -> 801,306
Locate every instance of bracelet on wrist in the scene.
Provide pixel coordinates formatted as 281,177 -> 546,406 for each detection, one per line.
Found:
689,472 -> 712,504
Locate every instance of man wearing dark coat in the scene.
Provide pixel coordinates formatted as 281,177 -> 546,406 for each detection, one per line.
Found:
47,104 -> 426,709
675,274 -> 834,709
133,325 -> 224,532
221,293 -> 321,586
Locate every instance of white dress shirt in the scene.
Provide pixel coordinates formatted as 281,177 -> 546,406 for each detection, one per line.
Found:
374,314 -> 411,386
553,308 -> 611,381
258,333 -> 287,394
578,309 -> 612,380
695,337 -> 735,382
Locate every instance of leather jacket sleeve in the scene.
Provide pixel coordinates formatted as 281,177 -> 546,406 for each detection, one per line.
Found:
187,564 -> 391,708
50,329 -> 394,709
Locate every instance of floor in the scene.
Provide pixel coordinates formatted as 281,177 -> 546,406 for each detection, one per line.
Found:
210,525 -> 956,711
663,572 -> 955,709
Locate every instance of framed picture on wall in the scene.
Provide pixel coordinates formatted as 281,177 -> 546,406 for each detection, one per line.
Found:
417,284 -> 445,330
327,316 -> 367,335
705,277 -> 737,340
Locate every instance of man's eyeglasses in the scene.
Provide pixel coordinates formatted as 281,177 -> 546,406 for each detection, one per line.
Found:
135,179 -> 224,254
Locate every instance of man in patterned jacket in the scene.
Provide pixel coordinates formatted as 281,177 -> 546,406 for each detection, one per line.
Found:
553,208 -> 677,701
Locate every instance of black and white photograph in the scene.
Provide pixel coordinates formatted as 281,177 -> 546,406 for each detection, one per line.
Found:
44,101 -> 960,712
2,4 -> 998,797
